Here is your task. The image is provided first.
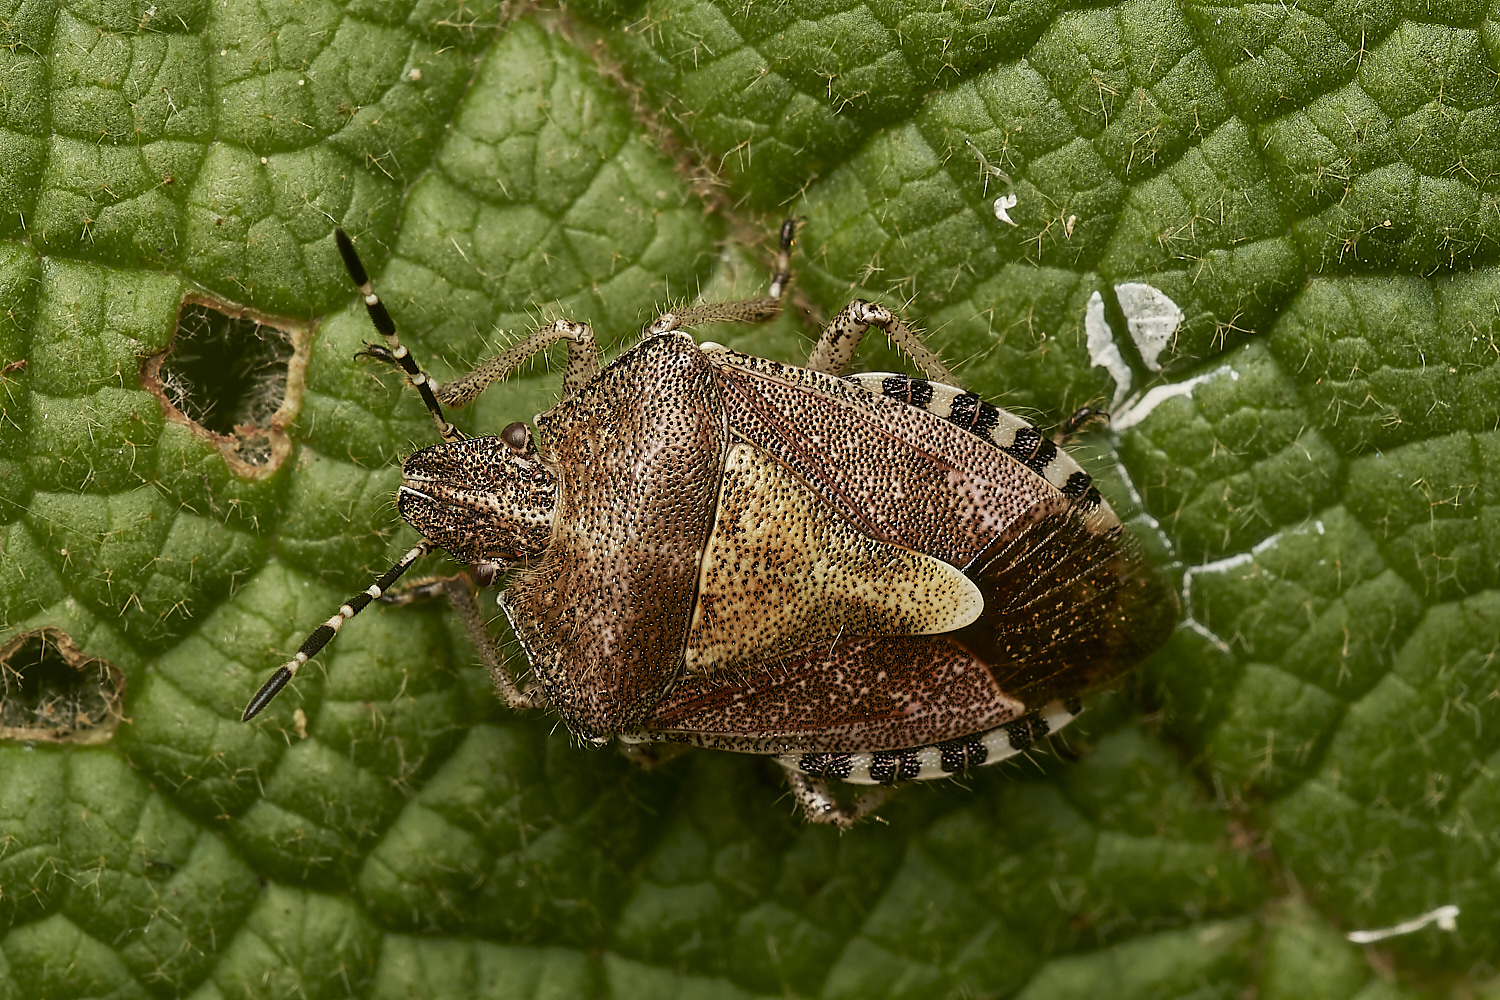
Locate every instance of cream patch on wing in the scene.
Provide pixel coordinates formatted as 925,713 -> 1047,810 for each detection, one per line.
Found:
685,442 -> 983,674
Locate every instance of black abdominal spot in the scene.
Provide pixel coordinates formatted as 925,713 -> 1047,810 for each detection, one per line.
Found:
1006,717 -> 1035,751
799,753 -> 853,779
966,738 -> 989,768
947,393 -> 1001,436
1062,471 -> 1092,498
1006,427 -> 1058,476
1033,437 -> 1058,468
937,738 -> 968,773
1009,427 -> 1041,457
882,374 -> 935,408
947,392 -> 979,428
937,737 -> 990,773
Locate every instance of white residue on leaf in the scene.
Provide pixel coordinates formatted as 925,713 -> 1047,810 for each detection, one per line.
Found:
1108,455 -> 1174,558
1177,519 -> 1330,652
1110,364 -> 1238,433
1114,282 -> 1182,371
965,139 -> 1017,226
994,194 -> 1018,225
1191,550 -> 1257,577
960,137 -> 1020,227
1086,291 -> 1131,411
1178,531 -> 1282,652
964,139 -> 1009,191
1347,905 -> 1459,944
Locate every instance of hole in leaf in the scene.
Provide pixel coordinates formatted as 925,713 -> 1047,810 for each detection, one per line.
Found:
160,305 -> 291,447
0,628 -> 125,744
143,296 -> 310,477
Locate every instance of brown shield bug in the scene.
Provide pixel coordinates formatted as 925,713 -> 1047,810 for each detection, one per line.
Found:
243,222 -> 1178,827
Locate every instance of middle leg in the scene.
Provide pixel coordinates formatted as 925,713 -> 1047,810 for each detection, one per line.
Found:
439,573 -> 548,712
644,218 -> 798,337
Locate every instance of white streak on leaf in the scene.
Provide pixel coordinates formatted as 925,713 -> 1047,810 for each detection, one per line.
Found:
1086,291 -> 1131,411
1178,535 -> 1276,652
1347,905 -> 1459,944
1115,282 -> 1183,371
1178,520 -> 1334,651
1110,364 -> 1237,433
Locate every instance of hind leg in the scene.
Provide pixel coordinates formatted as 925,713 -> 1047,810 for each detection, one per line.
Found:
779,763 -> 898,828
805,300 -> 956,386
1054,406 -> 1110,444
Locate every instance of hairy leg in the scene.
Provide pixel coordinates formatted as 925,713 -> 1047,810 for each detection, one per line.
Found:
436,319 -> 600,409
437,573 -> 547,711
644,219 -> 797,337
806,299 -> 957,385
780,764 -> 898,828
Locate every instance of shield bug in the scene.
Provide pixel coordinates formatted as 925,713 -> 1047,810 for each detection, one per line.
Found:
243,222 -> 1177,827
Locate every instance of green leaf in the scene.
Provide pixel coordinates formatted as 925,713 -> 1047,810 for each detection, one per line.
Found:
1,0 -> 1495,995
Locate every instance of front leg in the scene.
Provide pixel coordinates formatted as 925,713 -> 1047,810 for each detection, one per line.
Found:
436,572 -> 548,712
349,568 -> 549,713
806,300 -> 957,386
375,560 -> 507,608
437,319 -> 600,409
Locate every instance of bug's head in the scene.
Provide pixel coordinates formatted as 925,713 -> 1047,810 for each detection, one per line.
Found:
398,423 -> 557,565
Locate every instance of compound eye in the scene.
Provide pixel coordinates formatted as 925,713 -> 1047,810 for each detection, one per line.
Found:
501,421 -> 530,453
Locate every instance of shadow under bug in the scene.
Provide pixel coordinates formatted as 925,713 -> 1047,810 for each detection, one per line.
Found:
244,221 -> 1177,827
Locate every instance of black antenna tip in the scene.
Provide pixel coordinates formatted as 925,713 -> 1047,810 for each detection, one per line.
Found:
334,229 -> 368,287
242,666 -> 293,722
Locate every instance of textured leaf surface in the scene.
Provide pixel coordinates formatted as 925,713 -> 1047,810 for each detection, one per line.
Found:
0,0 -> 1494,996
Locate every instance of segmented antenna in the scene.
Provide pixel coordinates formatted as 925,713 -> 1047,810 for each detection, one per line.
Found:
242,542 -> 432,721
334,229 -> 462,443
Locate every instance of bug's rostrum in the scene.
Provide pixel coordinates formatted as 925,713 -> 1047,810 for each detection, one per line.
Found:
399,436 -> 558,565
